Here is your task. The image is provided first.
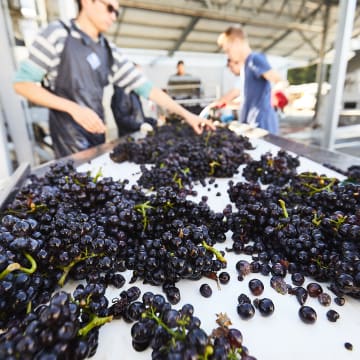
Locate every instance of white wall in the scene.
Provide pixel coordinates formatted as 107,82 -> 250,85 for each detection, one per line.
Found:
121,48 -> 292,98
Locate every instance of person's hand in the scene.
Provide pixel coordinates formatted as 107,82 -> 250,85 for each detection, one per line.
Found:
209,100 -> 227,109
184,113 -> 216,135
69,104 -> 106,134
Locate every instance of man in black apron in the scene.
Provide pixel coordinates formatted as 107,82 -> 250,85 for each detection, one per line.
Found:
14,0 -> 214,158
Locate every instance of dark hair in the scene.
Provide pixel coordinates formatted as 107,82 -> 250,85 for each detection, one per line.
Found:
177,60 -> 184,66
76,0 -> 82,11
223,25 -> 247,41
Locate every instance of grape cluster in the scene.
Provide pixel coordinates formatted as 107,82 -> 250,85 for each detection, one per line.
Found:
0,290 -> 112,360
242,150 -> 300,186
323,163 -> 360,184
346,165 -> 360,184
1,121 -> 359,357
227,170 -> 360,299
0,161 -> 228,335
110,124 -> 253,190
129,292 -> 257,359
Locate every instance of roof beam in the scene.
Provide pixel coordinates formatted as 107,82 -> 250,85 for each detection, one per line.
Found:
314,5 -> 360,63
261,2 -> 323,53
119,0 -> 323,33
297,30 -> 319,54
282,32 -> 319,58
254,0 -> 270,15
168,17 -> 200,56
276,0 -> 288,17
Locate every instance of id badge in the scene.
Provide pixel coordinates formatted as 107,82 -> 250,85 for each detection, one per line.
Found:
86,52 -> 101,70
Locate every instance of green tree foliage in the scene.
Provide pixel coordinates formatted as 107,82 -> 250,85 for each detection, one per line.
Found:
288,64 -> 331,85
288,64 -> 317,85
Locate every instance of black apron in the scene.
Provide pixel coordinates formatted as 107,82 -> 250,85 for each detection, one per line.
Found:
49,21 -> 112,158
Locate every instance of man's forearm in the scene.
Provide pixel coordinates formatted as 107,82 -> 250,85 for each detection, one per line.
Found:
13,82 -> 78,115
148,87 -> 189,119
219,88 -> 240,104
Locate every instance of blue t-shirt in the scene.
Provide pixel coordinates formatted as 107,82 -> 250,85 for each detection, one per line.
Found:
240,52 -> 278,134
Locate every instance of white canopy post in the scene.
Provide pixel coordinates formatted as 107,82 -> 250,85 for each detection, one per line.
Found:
322,0 -> 356,150
0,1 -> 35,168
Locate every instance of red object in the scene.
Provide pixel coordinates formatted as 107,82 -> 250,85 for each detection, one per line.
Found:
214,102 -> 227,109
272,91 -> 288,110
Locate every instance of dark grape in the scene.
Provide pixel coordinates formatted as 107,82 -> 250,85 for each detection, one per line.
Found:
318,293 -> 331,306
248,279 -> 264,296
291,273 -> 305,286
298,306 -> 317,324
199,284 -> 212,298
326,309 -> 340,322
218,272 -> 230,284
237,303 -> 255,320
253,298 -> 275,317
334,297 -> 345,306
307,283 -> 323,298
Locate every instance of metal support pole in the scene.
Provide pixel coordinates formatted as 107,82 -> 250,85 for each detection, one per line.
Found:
313,0 -> 330,127
0,1 -> 35,167
322,0 -> 356,150
0,101 -> 12,177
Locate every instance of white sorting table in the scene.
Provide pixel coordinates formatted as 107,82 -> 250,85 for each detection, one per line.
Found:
57,137 -> 360,360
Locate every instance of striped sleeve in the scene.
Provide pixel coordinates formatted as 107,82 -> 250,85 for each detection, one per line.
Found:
109,45 -> 152,96
14,59 -> 46,82
27,21 -> 68,77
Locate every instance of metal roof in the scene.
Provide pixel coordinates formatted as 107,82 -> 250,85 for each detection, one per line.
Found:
101,0 -> 360,63
8,0 -> 360,64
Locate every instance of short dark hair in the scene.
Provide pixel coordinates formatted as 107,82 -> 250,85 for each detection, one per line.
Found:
177,60 -> 184,66
76,0 -> 82,11
224,24 -> 246,40
218,25 -> 247,47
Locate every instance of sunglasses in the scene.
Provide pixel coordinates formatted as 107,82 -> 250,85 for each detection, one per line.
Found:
97,0 -> 120,18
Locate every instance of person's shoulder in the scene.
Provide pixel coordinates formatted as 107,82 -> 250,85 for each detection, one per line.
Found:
34,19 -> 69,45
250,52 -> 270,67
39,19 -> 68,35
251,52 -> 267,61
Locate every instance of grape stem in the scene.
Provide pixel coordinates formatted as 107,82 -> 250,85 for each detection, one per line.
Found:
78,314 -> 113,337
204,131 -> 212,146
26,300 -> 32,314
93,167 -> 103,183
202,241 -> 227,263
58,252 -> 100,287
312,212 -> 322,226
134,201 -> 154,231
201,345 -> 214,360
227,348 -> 242,359
146,307 -> 186,341
0,252 -> 37,280
329,215 -> 347,230
5,203 -> 48,216
278,199 -> 288,218
209,161 -> 221,176
299,174 -> 337,194
0,262 -> 21,280
172,173 -> 183,189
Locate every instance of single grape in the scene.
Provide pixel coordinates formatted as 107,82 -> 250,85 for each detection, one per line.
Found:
326,309 -> 340,322
299,306 -> 317,324
199,284 -> 212,298
237,303 -> 255,320
248,278 -> 264,296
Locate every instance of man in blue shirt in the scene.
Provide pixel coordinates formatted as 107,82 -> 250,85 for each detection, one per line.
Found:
218,25 -> 287,134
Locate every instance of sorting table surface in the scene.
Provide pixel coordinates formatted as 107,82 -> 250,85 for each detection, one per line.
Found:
69,138 -> 359,360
